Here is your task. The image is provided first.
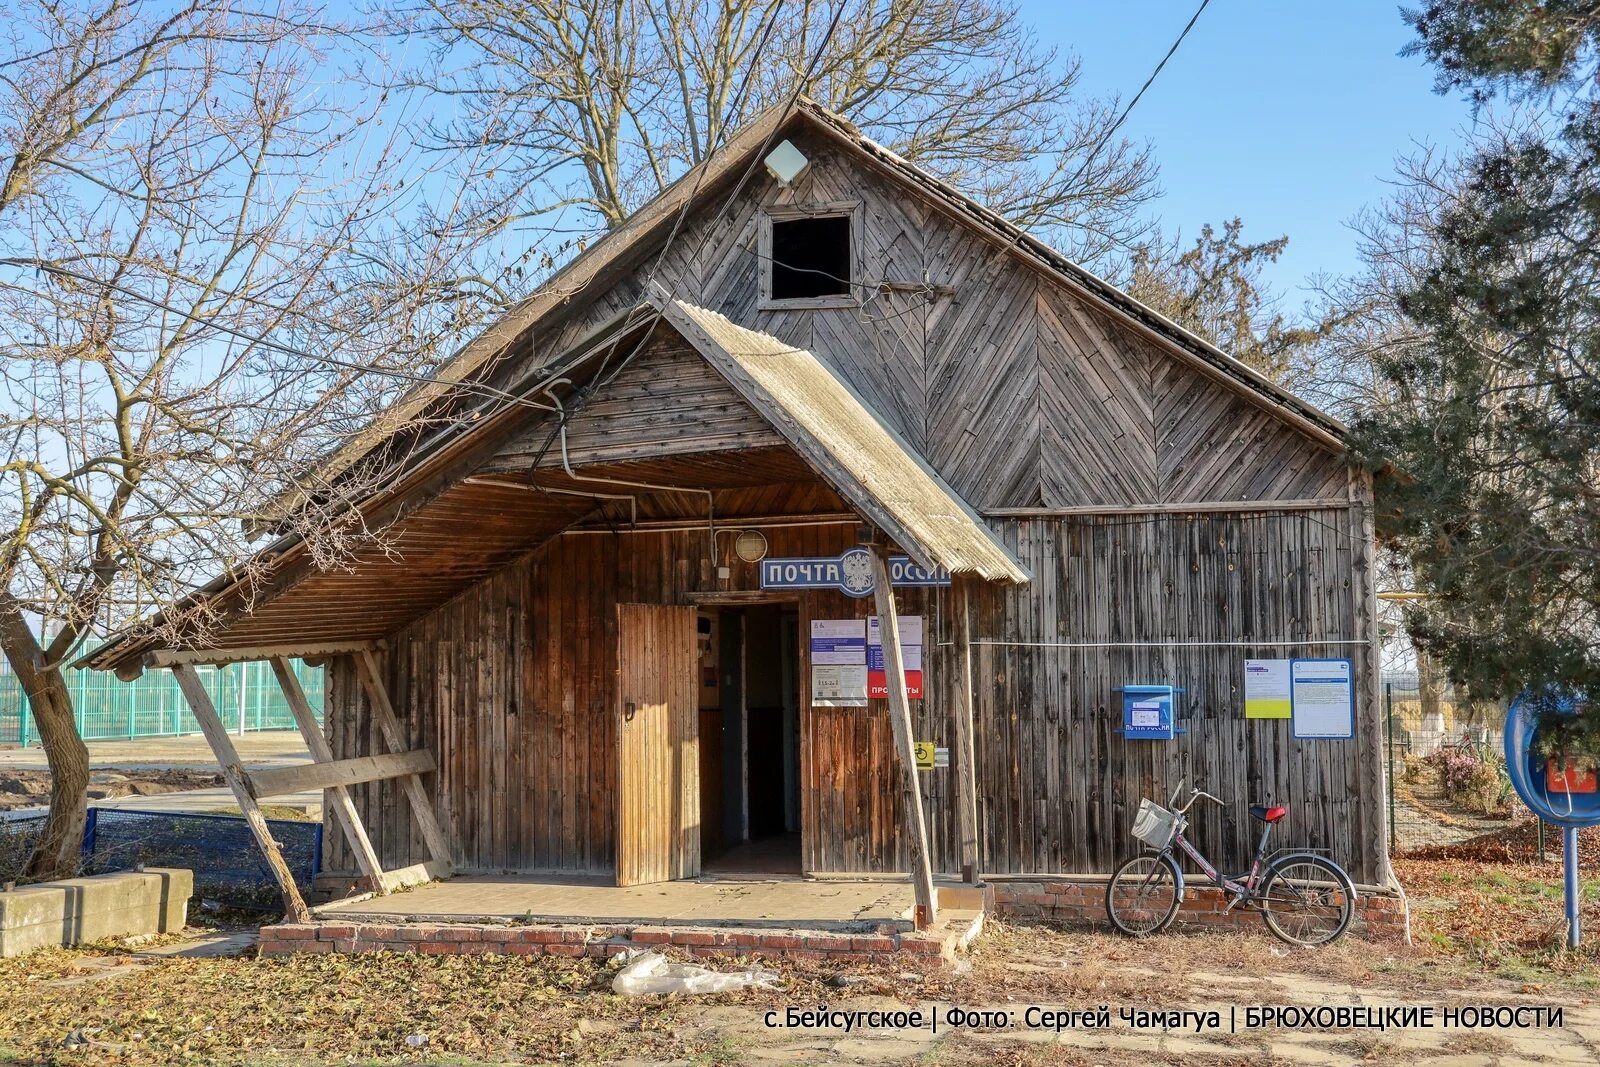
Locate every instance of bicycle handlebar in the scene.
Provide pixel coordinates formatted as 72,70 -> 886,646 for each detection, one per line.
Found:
1167,776 -> 1223,814
1179,790 -> 1223,814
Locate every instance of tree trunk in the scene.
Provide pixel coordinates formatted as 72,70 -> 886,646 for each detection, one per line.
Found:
0,612 -> 90,881
1418,651 -> 1447,726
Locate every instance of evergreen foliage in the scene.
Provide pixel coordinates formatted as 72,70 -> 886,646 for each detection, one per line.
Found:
1359,2 -> 1600,747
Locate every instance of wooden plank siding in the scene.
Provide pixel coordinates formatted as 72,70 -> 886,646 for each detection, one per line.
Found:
503,136 -> 1347,513
325,506 -> 1384,886
486,333 -> 782,472
315,123 -> 1382,890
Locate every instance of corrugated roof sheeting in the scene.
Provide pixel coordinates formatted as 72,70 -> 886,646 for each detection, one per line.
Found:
660,298 -> 1028,584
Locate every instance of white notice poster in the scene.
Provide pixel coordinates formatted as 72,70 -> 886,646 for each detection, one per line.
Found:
811,619 -> 868,705
811,665 -> 868,707
866,615 -> 925,699
1129,701 -> 1162,728
809,618 -> 866,664
1244,659 -> 1293,719
1290,659 -> 1355,739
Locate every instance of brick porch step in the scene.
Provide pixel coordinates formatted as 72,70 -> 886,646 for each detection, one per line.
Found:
257,916 -> 977,961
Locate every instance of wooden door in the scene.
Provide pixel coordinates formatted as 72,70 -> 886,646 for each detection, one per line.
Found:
616,603 -> 700,886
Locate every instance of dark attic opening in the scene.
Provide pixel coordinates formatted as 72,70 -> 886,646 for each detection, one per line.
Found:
770,214 -> 851,299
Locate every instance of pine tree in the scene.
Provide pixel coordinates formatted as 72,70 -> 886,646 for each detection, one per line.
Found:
1356,3 -> 1600,726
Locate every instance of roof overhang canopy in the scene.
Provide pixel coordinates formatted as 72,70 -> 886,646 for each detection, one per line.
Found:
657,296 -> 1027,582
267,99 -> 1347,526
81,303 -> 1025,677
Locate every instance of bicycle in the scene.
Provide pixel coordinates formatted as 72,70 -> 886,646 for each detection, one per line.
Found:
1104,779 -> 1357,946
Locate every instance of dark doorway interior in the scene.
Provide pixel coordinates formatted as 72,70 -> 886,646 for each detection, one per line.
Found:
698,604 -> 801,875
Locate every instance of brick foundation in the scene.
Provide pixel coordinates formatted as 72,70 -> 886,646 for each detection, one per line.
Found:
990,880 -> 1411,942
257,920 -> 951,961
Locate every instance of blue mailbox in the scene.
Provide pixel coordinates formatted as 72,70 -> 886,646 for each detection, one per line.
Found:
1117,684 -> 1181,740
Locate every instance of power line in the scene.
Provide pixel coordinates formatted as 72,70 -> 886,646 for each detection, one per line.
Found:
1060,0 -> 1212,196
4,264 -> 561,417
568,1 -> 790,398
523,1 -> 851,474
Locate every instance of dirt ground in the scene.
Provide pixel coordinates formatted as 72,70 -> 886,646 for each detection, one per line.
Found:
0,732 -> 310,774
0,913 -> 1594,1067
1392,776 -> 1521,851
0,768 -> 224,811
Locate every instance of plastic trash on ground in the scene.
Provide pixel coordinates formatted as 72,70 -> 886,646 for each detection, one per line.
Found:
611,949 -> 781,996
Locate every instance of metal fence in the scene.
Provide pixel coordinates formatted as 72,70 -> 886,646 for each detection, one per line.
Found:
81,807 -> 321,912
0,657 -> 323,745
1384,680 -> 1525,856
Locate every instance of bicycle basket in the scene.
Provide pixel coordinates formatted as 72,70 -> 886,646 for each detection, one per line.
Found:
1131,798 -> 1180,847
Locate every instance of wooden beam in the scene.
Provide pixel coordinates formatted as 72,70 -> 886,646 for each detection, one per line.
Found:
249,749 -> 436,799
147,642 -> 379,669
568,512 -> 859,533
379,859 -> 454,894
353,649 -> 455,867
869,546 -> 938,928
683,590 -> 800,606
1348,472 -> 1394,888
951,578 -> 981,884
268,657 -> 386,894
982,498 -> 1351,518
169,664 -> 311,923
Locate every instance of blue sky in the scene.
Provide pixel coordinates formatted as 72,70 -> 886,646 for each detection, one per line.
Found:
1023,1 -> 1476,299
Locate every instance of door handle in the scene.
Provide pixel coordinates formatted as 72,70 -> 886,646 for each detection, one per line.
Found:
624,701 -> 637,723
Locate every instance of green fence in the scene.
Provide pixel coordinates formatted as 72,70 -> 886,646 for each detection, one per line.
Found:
0,659 -> 323,745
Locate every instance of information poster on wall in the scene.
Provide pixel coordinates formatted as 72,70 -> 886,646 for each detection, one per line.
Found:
1290,658 -> 1355,739
810,619 -> 866,706
867,615 -> 924,699
1129,701 -> 1163,728
1244,659 -> 1293,719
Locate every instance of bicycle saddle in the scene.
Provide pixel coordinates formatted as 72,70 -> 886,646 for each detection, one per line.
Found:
1248,804 -> 1288,823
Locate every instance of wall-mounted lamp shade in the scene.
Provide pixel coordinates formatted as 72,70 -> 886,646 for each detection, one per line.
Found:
734,529 -> 770,563
763,140 -> 809,185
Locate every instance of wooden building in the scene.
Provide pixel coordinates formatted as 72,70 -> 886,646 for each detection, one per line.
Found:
85,100 -> 1391,924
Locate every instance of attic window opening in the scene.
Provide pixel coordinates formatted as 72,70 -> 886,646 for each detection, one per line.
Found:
769,214 -> 852,300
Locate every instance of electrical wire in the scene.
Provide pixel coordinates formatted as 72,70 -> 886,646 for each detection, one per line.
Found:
522,1 -> 851,476
1057,0 -> 1212,202
5,264 -> 561,416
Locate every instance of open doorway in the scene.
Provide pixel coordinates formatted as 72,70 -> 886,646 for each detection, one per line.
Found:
697,604 -> 801,875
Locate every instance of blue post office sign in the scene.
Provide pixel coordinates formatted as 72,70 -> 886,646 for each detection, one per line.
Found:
760,547 -> 951,598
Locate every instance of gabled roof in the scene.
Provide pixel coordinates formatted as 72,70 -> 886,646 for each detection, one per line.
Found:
80,301 -> 1025,674
657,297 -> 1027,583
273,97 -> 1346,523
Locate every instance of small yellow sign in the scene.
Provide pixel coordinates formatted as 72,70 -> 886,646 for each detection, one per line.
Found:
1245,658 -> 1293,720
913,741 -> 937,770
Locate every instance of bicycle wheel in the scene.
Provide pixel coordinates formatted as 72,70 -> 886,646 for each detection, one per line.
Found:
1258,855 -> 1355,946
1105,852 -> 1182,937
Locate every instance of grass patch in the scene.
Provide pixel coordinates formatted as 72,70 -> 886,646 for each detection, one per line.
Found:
1396,855 -> 1600,981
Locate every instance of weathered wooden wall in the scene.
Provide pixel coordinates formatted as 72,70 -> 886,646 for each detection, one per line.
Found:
326,503 -> 1385,885
500,134 -> 1348,512
321,117 -> 1383,888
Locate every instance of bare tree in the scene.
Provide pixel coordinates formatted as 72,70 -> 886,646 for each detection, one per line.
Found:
0,0 -> 489,879
392,0 -> 1159,265
1121,218 -> 1353,386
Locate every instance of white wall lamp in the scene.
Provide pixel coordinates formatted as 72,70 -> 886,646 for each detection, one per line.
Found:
763,140 -> 809,186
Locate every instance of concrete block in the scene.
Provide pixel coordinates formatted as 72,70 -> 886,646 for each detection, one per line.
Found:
937,883 -> 994,911
0,868 -> 192,958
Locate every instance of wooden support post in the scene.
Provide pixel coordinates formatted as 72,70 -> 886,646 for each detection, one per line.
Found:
870,546 -> 938,928
170,664 -> 311,923
951,578 -> 981,884
269,657 -> 386,892
1348,471 -> 1394,888
353,649 -> 454,867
